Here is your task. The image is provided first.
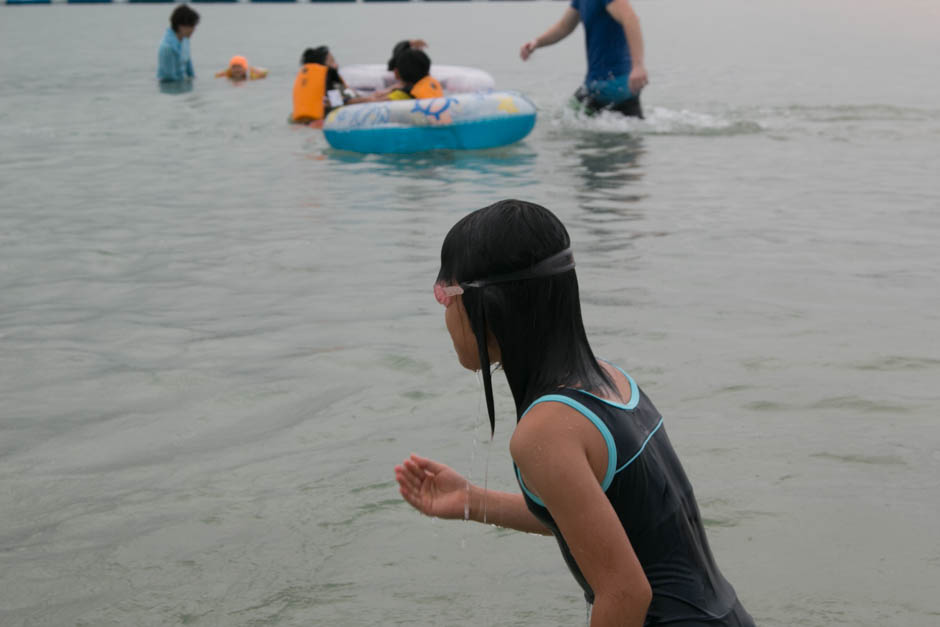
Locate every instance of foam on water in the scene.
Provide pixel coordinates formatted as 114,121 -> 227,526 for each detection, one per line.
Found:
551,102 -> 940,140
552,104 -> 765,137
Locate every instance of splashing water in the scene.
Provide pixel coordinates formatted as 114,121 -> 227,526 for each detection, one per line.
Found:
463,369 -> 499,524
465,370 -> 494,525
551,104 -> 764,137
550,100 -> 940,142
464,480 -> 471,522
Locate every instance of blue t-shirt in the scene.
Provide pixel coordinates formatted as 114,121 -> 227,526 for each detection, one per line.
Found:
571,0 -> 631,82
157,27 -> 194,82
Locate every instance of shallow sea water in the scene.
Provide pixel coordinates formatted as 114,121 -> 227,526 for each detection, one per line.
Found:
1,1 -> 939,625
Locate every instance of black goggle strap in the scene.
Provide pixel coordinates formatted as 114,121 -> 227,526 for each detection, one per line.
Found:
462,248 -> 575,290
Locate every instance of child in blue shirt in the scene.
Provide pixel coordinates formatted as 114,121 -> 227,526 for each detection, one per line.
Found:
157,5 -> 199,83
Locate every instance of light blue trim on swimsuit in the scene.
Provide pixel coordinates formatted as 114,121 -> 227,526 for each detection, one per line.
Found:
574,363 -> 640,411
616,416 -> 664,474
517,394 -> 618,507
514,466 -> 544,506
589,362 -> 664,473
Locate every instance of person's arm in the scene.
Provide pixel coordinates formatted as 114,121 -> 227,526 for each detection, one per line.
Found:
395,454 -> 550,535
157,45 -> 182,82
606,0 -> 648,95
465,481 -> 550,534
341,83 -> 399,103
186,57 -> 195,79
371,84 -> 402,98
512,404 -> 652,627
250,67 -> 268,79
520,7 -> 581,60
344,91 -> 388,104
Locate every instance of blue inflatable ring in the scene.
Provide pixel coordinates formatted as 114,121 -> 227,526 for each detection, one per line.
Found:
323,91 -> 537,154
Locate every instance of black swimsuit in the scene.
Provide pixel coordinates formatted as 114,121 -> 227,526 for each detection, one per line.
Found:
515,366 -> 754,626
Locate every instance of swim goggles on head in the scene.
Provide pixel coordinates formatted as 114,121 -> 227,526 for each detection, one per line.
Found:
433,248 -> 575,307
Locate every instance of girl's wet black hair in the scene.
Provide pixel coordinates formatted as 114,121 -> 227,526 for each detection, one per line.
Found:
437,199 -> 613,436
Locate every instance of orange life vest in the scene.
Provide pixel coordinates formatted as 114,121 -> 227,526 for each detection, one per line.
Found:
410,75 -> 443,99
292,63 -> 328,122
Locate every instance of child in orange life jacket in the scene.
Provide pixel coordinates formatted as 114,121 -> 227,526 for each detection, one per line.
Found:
215,56 -> 267,81
387,39 -> 428,74
386,39 -> 427,86
290,46 -> 357,124
359,39 -> 430,101
383,49 -> 443,101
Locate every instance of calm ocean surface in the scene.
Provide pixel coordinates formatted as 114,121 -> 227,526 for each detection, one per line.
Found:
1,1 -> 939,625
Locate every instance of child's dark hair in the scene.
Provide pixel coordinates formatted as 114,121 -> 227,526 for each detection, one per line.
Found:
302,46 -> 329,66
396,49 -> 431,86
438,200 -> 613,435
170,5 -> 200,32
387,40 -> 412,71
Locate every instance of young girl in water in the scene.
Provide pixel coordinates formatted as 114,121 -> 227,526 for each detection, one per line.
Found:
214,56 -> 267,82
394,199 -> 755,626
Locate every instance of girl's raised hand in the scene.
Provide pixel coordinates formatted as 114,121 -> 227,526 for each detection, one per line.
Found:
394,454 -> 471,520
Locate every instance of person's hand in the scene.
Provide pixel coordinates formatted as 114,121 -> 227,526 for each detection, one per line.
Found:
409,39 -> 428,50
520,40 -> 538,61
628,64 -> 648,95
395,454 -> 472,520
372,84 -> 400,98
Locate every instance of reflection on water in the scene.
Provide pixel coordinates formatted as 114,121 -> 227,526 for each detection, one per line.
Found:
320,143 -> 541,207
324,143 -> 538,183
568,132 -> 648,249
572,132 -> 645,199
158,80 -> 194,96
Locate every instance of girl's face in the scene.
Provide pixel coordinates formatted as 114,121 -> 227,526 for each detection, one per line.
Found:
444,296 -> 478,370
443,295 -> 500,371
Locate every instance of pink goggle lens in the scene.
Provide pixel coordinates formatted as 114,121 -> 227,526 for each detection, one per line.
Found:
433,283 -> 464,307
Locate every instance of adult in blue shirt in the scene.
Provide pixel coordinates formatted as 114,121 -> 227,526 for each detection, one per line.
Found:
521,0 -> 648,118
157,5 -> 200,83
